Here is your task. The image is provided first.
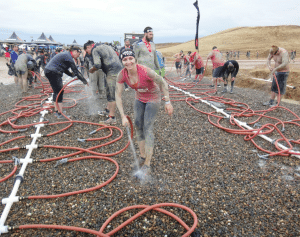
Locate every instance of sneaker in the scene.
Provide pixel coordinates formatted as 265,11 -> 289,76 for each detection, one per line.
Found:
99,117 -> 116,125
269,104 -> 277,108
56,113 -> 70,119
230,88 -> 233,94
140,164 -> 150,175
217,84 -> 221,88
263,100 -> 273,106
221,88 -> 227,93
54,111 -> 66,117
125,88 -> 130,91
209,85 -> 214,88
98,109 -> 109,117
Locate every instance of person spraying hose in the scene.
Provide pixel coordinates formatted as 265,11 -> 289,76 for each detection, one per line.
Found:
263,45 -> 290,107
45,46 -> 88,119
115,49 -> 173,176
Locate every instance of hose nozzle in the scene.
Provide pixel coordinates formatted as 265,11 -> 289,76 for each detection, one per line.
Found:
77,138 -> 86,143
54,158 -> 68,167
89,130 -> 97,135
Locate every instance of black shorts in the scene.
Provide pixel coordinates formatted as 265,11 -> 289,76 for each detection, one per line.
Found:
271,72 -> 289,95
213,66 -> 224,78
196,67 -> 204,75
45,69 -> 64,103
175,62 -> 182,69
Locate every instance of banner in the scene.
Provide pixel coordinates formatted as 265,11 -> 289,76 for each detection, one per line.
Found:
193,0 -> 200,50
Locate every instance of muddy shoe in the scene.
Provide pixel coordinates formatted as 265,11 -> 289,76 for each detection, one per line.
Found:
99,117 -> 116,125
56,113 -> 71,120
230,88 -> 233,94
98,109 -> 109,117
263,100 -> 274,106
221,88 -> 227,93
134,165 -> 151,180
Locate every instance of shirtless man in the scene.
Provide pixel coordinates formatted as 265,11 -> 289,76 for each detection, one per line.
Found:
84,40 -> 123,124
14,53 -> 37,93
190,52 -> 204,82
207,46 -> 225,91
133,26 -> 161,75
263,45 -> 290,107
173,50 -> 183,78
84,41 -> 106,100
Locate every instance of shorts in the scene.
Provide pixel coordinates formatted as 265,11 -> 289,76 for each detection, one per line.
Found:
213,66 -> 224,78
16,70 -> 27,76
196,67 -> 204,75
105,75 -> 117,102
175,62 -> 182,69
271,72 -> 289,95
45,69 -> 64,103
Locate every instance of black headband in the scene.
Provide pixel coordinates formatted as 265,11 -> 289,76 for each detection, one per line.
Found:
120,49 -> 135,60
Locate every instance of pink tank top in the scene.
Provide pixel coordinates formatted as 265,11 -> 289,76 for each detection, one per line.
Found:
119,64 -> 161,103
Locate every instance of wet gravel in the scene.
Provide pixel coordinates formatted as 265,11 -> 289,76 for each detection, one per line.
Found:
0,76 -> 300,237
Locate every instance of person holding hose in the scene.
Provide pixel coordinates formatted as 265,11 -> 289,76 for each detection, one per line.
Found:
263,45 -> 289,107
115,49 -> 173,175
190,52 -> 204,82
45,46 -> 88,119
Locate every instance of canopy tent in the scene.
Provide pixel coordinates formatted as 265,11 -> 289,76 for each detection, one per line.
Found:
67,39 -> 82,47
31,32 -> 52,45
0,32 -> 25,45
48,35 -> 63,49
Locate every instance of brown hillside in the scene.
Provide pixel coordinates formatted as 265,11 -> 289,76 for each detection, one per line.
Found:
159,25 -> 300,58
160,25 -> 300,102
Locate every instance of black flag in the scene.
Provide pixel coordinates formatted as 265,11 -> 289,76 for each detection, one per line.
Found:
193,0 -> 200,50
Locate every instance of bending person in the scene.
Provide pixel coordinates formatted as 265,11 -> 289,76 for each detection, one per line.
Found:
14,52 -> 36,94
115,49 -> 173,174
45,46 -> 88,119
221,60 -> 239,94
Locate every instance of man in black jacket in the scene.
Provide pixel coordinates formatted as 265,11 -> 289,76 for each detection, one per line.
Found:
45,46 -> 88,119
221,60 -> 239,94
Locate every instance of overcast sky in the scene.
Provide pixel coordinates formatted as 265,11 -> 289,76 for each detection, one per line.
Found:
0,0 -> 299,46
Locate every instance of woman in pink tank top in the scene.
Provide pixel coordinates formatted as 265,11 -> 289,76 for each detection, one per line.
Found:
116,49 -> 173,176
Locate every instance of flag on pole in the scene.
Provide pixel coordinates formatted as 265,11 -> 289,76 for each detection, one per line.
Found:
193,0 -> 200,50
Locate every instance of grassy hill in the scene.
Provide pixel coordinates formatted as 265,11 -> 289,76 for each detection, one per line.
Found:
159,25 -> 300,58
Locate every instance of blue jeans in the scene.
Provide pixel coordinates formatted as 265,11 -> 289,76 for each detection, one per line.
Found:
134,99 -> 160,148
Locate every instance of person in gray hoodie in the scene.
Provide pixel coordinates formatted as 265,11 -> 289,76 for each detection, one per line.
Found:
14,53 -> 36,93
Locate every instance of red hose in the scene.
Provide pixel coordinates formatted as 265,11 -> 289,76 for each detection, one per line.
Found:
16,203 -> 197,237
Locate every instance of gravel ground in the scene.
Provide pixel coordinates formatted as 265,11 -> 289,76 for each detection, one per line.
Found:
0,74 -> 300,237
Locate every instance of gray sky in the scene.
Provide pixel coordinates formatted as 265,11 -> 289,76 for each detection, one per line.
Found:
0,0 -> 299,45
